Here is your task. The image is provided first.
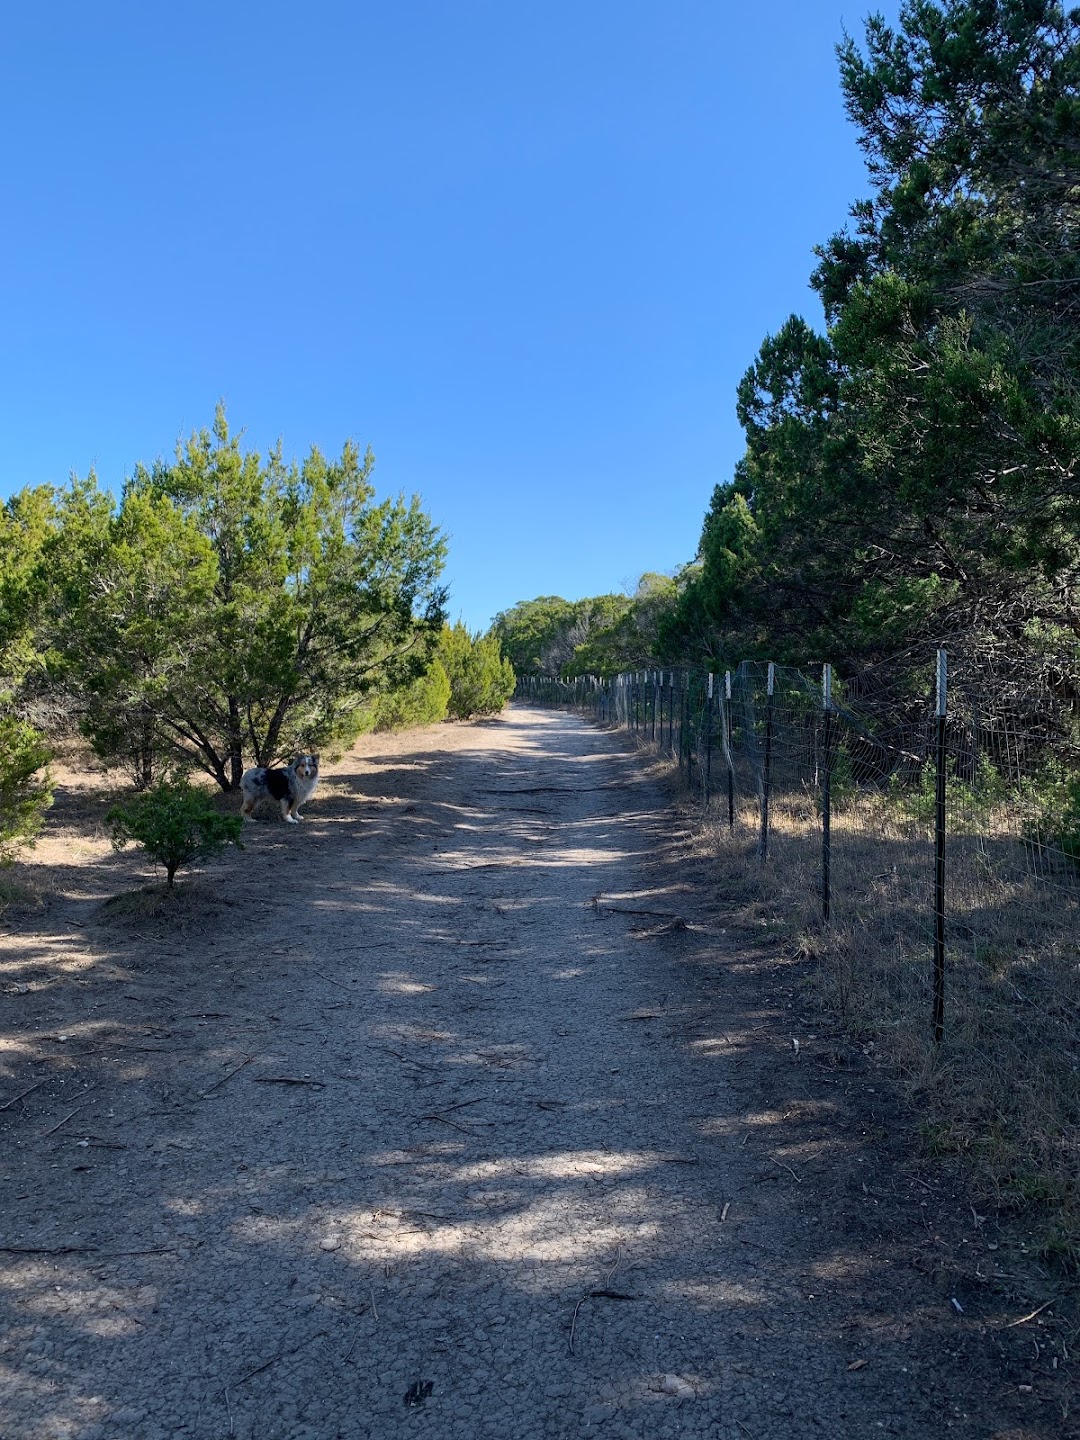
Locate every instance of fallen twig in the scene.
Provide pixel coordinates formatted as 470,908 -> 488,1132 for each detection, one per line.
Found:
768,1156 -> 802,1183
94,1247 -> 180,1258
594,905 -> 686,921
43,1098 -> 95,1138
569,1248 -> 630,1355
313,971 -> 353,992
418,1113 -> 477,1135
1003,1299 -> 1053,1329
0,1244 -> 94,1255
0,1078 -> 49,1111
222,1330 -> 328,1393
253,1076 -> 326,1088
198,1055 -> 257,1099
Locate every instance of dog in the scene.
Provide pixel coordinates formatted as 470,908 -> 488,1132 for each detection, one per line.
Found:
239,754 -> 320,824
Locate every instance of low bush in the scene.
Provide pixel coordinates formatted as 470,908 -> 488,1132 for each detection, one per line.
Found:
0,716 -> 53,863
439,624 -> 515,719
373,659 -> 451,731
107,776 -> 243,888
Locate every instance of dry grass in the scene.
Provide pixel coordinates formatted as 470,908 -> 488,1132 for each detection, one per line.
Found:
693,778 -> 1080,1268
0,870 -> 48,919
98,882 -> 196,922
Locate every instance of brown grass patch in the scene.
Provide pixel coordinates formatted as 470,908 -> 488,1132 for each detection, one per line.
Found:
691,778 -> 1080,1268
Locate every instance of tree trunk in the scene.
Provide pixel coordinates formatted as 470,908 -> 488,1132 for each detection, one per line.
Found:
261,694 -> 293,765
227,697 -> 244,790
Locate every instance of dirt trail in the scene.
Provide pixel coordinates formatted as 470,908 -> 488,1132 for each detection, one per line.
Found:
0,708 -> 1070,1439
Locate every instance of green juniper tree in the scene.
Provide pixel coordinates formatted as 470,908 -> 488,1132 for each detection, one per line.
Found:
57,408 -> 448,789
0,490 -> 57,856
439,623 -> 516,719
0,718 -> 52,863
666,1 -> 1080,683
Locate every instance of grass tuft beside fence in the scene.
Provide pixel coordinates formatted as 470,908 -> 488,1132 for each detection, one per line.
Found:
518,657 -> 1080,1267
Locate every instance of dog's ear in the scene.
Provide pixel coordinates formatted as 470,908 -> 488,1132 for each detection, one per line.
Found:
312,754 -> 320,764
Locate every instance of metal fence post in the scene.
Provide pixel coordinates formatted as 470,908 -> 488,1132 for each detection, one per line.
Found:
705,673 -> 714,807
759,662 -> 775,863
934,649 -> 948,1045
725,670 -> 735,831
822,663 -> 833,924
678,672 -> 685,771
684,675 -> 692,783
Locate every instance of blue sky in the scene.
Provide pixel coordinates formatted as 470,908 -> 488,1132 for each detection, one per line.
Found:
0,2 -> 892,631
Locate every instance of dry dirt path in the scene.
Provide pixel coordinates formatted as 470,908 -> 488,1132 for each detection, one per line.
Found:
0,708 -> 1068,1439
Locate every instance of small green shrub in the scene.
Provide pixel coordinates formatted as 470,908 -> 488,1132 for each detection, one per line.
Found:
107,776 -> 243,888
0,716 -> 52,863
439,623 -> 515,720
1053,772 -> 1080,866
889,751 -> 1007,827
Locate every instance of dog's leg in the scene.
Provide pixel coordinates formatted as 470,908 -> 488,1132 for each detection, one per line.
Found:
282,798 -> 299,825
240,799 -> 256,823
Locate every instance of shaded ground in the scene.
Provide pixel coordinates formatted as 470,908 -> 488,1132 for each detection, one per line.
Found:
0,707 -> 1074,1439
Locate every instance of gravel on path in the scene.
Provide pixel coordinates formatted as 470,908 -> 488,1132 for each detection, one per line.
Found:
0,707 -> 1071,1438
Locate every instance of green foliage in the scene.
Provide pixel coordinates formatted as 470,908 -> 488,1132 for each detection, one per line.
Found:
106,776 -> 244,888
1054,774 -> 1080,867
372,659 -> 451,730
439,624 -> 515,719
57,484 -> 218,787
664,3 -> 1080,683
1011,760 -> 1080,866
889,752 -> 1008,827
0,716 -> 52,863
55,406 -> 447,789
0,487 -> 58,698
568,574 -> 683,677
848,575 -> 960,649
492,596 -> 606,677
495,576 -> 684,680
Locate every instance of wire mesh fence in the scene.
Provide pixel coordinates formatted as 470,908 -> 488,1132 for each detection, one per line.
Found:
518,657 -> 1080,1236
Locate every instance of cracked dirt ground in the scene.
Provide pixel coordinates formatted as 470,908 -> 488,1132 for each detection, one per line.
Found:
0,706 -> 1072,1438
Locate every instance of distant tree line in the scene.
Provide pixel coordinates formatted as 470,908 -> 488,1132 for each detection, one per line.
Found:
493,574 -> 682,680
